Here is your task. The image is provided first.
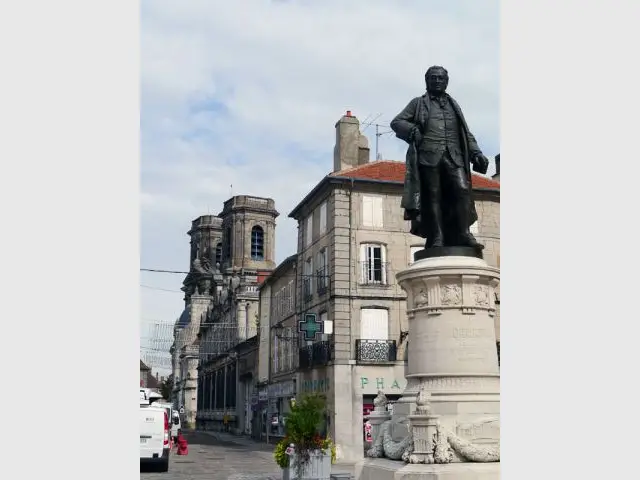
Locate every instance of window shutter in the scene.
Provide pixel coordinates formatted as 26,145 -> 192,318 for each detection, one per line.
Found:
319,202 -> 327,234
372,196 -> 383,227
360,308 -> 372,339
306,215 -> 313,246
360,308 -> 389,340
362,196 -> 374,226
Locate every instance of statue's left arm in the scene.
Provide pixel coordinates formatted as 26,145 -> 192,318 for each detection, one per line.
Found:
466,130 -> 482,158
466,129 -> 490,174
453,99 -> 489,174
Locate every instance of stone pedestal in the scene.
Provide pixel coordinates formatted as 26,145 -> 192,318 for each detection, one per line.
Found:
359,252 -> 500,479
397,253 -> 500,451
359,458 -> 500,480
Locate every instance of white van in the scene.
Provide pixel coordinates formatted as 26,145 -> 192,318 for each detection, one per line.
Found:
153,401 -> 181,442
140,403 -> 170,472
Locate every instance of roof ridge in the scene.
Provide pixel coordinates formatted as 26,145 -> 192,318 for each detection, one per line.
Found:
330,160 -> 499,189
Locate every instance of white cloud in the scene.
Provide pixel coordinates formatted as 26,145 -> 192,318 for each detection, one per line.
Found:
140,0 -> 499,358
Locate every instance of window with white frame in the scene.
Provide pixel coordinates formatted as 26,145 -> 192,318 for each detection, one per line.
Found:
409,246 -> 422,265
305,215 -> 313,247
360,244 -> 387,284
360,308 -> 389,340
319,201 -> 327,235
362,195 -> 383,228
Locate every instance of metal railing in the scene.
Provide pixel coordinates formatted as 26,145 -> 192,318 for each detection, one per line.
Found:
298,341 -> 332,369
316,267 -> 330,295
355,339 -> 397,363
302,277 -> 313,302
358,261 -> 389,286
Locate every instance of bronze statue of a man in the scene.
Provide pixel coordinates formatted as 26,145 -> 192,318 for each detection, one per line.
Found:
390,66 -> 490,250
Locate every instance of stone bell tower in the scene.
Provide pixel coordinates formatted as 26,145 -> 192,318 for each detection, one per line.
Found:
218,195 -> 279,272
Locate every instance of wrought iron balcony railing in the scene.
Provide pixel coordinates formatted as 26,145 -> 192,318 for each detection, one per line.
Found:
316,267 -> 329,295
358,261 -> 390,286
302,277 -> 313,302
355,339 -> 397,363
298,341 -> 332,369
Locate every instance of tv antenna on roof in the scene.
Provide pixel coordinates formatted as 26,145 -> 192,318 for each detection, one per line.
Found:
360,113 -> 393,160
374,123 -> 394,161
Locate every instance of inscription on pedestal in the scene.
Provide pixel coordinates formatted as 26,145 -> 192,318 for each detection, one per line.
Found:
453,327 -> 489,338
455,348 -> 488,362
454,417 -> 500,444
419,377 -> 491,391
451,327 -> 491,361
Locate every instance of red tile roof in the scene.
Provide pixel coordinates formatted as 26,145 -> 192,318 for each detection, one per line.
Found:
330,160 -> 500,190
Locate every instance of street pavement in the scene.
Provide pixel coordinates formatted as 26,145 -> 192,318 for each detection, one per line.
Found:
140,431 -> 282,480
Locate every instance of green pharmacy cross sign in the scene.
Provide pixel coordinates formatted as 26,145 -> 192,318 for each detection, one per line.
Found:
299,313 -> 324,341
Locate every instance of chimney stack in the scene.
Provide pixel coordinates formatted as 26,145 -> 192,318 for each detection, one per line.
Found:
492,154 -> 500,182
333,111 -> 370,172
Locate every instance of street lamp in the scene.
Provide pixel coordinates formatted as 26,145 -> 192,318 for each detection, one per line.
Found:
273,323 -> 297,341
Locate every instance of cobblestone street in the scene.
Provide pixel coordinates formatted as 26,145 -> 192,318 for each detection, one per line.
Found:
140,431 -> 281,480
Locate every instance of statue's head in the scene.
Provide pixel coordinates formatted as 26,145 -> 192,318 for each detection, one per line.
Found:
425,66 -> 449,95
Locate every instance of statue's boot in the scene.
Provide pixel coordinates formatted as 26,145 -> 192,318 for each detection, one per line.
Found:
425,200 -> 445,248
456,198 -> 482,248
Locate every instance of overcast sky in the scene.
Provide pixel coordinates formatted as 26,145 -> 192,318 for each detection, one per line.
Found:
139,0 -> 499,374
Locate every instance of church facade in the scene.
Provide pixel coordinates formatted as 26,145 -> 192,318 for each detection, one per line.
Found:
171,196 -> 278,430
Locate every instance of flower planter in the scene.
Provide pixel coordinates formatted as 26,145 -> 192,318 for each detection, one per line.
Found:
283,451 -> 331,480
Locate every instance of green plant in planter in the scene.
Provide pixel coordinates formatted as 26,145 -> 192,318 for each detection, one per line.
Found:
273,394 -> 335,477
274,437 -> 291,468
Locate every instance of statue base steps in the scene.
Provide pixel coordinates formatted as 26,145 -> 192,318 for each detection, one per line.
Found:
357,458 -> 500,480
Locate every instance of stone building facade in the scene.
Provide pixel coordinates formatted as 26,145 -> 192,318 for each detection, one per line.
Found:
256,255 -> 299,442
287,112 -> 500,462
171,197 -> 278,430
194,196 -> 278,433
